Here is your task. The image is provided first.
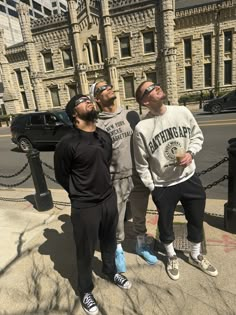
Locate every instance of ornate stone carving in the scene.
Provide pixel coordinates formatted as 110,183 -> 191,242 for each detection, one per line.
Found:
76,62 -> 88,71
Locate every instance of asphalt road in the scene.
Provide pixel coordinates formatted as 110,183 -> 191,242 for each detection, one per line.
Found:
0,109 -> 236,201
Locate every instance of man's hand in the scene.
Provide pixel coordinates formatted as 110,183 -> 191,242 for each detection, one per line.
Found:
179,152 -> 193,167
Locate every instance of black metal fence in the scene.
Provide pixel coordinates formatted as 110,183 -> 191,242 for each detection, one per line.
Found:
0,139 -> 236,232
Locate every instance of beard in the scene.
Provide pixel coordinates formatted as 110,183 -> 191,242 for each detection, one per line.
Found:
77,108 -> 98,122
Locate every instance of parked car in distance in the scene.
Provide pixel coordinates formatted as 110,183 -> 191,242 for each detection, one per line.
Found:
203,89 -> 236,114
11,109 -> 73,152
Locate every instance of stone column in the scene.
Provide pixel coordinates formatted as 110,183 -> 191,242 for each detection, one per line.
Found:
17,3 -> 47,110
67,0 -> 89,94
160,0 -> 178,105
0,30 -> 19,114
101,0 -> 120,104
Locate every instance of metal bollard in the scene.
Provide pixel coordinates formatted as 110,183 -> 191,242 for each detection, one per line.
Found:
224,138 -> 236,233
27,149 -> 53,211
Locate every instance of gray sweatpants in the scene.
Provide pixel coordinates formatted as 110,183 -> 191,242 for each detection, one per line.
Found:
114,173 -> 150,244
113,176 -> 133,244
129,173 -> 150,236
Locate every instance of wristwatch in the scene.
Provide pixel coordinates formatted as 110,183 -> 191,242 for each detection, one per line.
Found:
187,150 -> 195,159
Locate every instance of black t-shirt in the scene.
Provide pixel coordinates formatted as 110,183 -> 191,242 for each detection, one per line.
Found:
54,127 -> 113,208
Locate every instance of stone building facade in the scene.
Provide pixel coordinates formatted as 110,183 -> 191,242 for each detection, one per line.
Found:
0,0 -> 235,114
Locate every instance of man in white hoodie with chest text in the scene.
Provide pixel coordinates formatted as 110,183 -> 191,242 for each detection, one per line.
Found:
90,81 -> 158,273
133,81 -> 218,281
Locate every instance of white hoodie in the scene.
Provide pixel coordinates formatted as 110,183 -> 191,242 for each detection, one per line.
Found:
133,106 -> 204,191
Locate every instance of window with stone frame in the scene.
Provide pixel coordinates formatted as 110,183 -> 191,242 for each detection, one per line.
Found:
124,76 -> 134,98
146,72 -> 157,83
143,31 -> 155,54
21,92 -> 29,110
224,60 -> 232,85
184,38 -> 192,59
224,31 -> 232,53
67,84 -> 77,98
204,63 -> 212,87
33,0 -> 42,11
185,66 -> 193,90
42,51 -> 54,71
62,48 -> 73,68
49,86 -> 61,107
15,69 -> 23,87
203,34 -> 211,56
91,39 -> 99,64
119,36 -> 131,58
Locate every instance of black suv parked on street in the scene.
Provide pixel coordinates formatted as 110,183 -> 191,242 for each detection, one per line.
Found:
203,89 -> 236,114
11,109 -> 72,152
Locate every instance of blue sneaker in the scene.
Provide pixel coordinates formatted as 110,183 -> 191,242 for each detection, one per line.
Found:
136,243 -> 158,265
115,249 -> 126,273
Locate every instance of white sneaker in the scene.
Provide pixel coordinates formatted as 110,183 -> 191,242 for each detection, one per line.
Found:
189,254 -> 218,277
167,255 -> 179,280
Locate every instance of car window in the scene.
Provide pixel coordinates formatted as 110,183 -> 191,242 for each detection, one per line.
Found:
45,113 -> 59,124
30,114 -> 45,125
54,111 -> 72,125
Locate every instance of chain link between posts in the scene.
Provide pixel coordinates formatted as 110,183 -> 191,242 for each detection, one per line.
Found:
0,156 -> 230,206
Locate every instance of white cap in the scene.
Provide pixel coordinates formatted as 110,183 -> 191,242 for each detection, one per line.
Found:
89,82 -> 97,102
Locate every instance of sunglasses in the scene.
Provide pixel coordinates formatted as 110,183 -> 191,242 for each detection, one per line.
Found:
75,96 -> 91,106
140,83 -> 160,101
95,84 -> 113,96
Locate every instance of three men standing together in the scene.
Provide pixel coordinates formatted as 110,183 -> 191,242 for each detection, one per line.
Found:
54,80 -> 218,315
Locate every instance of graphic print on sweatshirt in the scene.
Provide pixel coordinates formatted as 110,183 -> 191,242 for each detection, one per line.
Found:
148,126 -> 191,154
105,120 -> 133,144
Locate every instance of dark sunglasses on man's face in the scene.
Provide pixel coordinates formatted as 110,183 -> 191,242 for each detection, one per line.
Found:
75,96 -> 91,106
95,84 -> 113,96
140,83 -> 160,101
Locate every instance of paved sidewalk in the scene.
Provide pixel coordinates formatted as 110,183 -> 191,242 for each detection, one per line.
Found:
0,187 -> 236,315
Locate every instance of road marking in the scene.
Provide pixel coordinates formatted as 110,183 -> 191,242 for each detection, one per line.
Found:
199,122 -> 236,126
198,118 -> 236,124
0,134 -> 11,138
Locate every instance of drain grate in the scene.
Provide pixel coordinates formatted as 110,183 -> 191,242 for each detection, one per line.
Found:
154,222 -> 207,255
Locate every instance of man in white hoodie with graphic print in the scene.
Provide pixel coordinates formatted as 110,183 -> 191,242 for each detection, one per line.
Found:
90,81 -> 158,273
133,81 -> 218,281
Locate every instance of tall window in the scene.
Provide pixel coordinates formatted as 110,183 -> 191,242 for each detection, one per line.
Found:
15,69 -> 23,86
204,64 -> 212,87
68,84 -> 77,98
91,39 -> 99,64
204,34 -> 211,56
224,60 -> 232,84
224,31 -> 232,53
49,87 -> 61,107
62,48 -> 73,68
185,66 -> 192,89
124,76 -> 134,98
43,51 -> 54,71
33,0 -> 42,11
143,31 -> 155,54
120,36 -> 131,58
21,92 -> 29,109
184,38 -> 192,59
146,72 -> 157,83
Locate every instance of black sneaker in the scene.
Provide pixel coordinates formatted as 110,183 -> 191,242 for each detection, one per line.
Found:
113,273 -> 132,290
81,293 -> 99,315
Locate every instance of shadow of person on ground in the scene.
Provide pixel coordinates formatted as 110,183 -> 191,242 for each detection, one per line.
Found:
38,214 -> 78,294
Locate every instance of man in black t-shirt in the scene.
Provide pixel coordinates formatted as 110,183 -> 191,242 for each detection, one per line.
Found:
54,94 -> 131,315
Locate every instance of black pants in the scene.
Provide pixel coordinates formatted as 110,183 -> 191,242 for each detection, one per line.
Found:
152,174 -> 206,244
71,191 -> 118,295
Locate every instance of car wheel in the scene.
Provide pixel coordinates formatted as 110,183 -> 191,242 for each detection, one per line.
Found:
18,137 -> 33,152
210,103 -> 222,114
